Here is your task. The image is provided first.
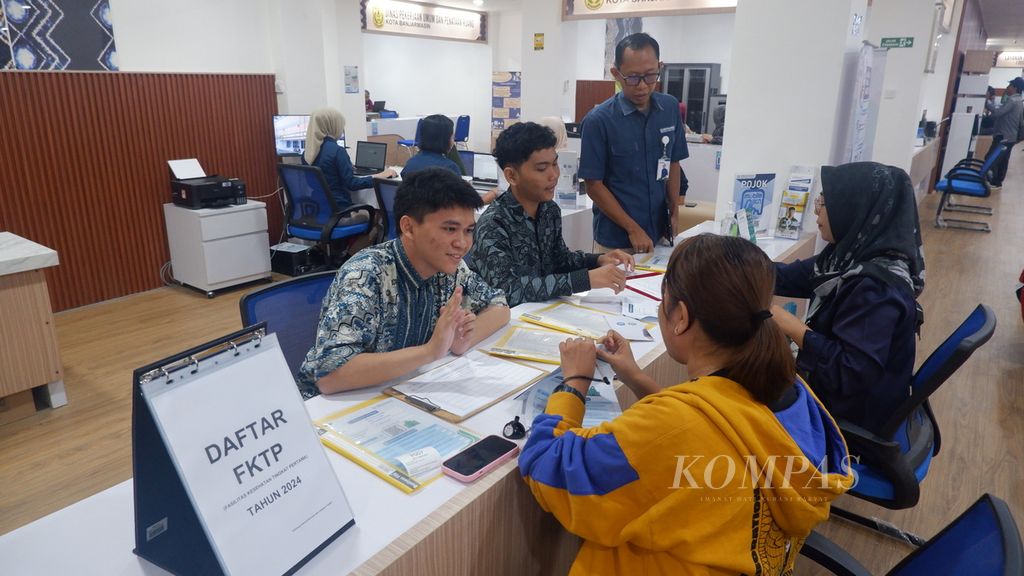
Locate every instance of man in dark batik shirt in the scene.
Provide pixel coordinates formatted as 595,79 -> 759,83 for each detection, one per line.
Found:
470,122 -> 633,308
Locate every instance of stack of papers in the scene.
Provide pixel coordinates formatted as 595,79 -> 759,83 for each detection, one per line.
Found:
387,351 -> 546,421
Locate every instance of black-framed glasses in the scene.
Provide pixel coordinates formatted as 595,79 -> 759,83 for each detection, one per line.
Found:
620,72 -> 661,87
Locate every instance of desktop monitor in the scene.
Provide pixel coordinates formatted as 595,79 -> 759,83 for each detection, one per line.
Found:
274,115 -> 310,156
372,100 -> 386,113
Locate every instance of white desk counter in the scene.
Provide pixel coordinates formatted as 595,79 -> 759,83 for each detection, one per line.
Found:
679,142 -> 722,204
0,224 -> 816,574
0,233 -> 66,413
367,116 -> 460,141
0,297 -> 676,575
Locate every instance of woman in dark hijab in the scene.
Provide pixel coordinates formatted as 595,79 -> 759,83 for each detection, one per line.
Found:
770,162 -> 925,434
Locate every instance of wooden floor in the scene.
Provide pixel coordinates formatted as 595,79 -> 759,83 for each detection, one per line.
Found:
1,151 -> 1022,573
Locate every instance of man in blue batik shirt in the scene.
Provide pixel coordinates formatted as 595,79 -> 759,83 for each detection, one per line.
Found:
297,168 -> 510,398
580,33 -> 688,253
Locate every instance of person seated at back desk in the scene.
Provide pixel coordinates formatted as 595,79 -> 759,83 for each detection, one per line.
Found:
402,114 -> 500,204
470,122 -> 633,308
401,114 -> 461,177
297,167 -> 510,397
305,107 -> 395,211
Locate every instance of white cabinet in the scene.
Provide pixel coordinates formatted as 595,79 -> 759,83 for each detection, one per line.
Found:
163,202 -> 272,297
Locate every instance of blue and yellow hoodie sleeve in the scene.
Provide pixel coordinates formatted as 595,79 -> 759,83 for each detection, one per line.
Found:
518,391 -> 659,546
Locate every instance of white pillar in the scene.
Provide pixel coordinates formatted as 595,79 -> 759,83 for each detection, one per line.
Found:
520,0 -> 577,122
867,0 -> 936,171
266,0 -> 366,142
330,0 -> 368,142
717,0 -> 867,223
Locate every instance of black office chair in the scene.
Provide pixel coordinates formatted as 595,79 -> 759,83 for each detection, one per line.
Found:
829,304 -> 996,545
802,494 -> 1023,575
239,271 -> 336,378
277,164 -> 376,268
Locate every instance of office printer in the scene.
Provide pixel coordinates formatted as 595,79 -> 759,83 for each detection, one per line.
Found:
168,158 -> 247,209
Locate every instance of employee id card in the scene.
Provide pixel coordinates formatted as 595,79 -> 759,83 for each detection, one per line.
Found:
656,135 -> 671,181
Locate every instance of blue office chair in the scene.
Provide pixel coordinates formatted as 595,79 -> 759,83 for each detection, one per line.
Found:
239,271 -> 336,377
397,119 -> 422,157
373,177 -> 402,243
934,143 -> 1007,232
277,164 -> 376,267
454,115 -> 470,149
379,110 -> 398,119
829,304 -> 996,545
801,494 -> 1023,576
458,150 -> 475,177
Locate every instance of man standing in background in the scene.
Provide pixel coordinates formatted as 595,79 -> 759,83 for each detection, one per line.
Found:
580,32 -> 688,253
985,77 -> 1024,189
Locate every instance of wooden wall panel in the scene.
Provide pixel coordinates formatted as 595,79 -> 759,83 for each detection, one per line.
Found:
575,80 -> 616,123
0,71 -> 281,311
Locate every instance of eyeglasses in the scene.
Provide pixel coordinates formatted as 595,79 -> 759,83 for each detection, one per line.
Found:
620,72 -> 661,87
814,195 -> 825,212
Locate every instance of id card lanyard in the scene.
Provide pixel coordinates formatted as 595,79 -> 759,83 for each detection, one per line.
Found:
656,135 -> 671,182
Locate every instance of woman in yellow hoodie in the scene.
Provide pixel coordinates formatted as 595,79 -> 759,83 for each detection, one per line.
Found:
519,234 -> 855,575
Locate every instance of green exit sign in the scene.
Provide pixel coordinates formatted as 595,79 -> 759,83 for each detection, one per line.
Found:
881,37 -> 914,48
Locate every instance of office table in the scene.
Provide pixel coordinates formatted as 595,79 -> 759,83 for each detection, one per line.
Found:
0,232 -> 66,420
0,227 -> 814,575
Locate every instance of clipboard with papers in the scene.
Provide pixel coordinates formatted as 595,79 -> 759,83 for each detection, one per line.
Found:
383,350 -> 548,422
315,396 -> 480,494
519,301 -> 619,339
487,325 -> 567,365
634,246 -> 674,273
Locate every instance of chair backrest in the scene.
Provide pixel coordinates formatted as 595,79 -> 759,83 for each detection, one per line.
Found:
380,110 -> 398,119
454,115 -> 470,143
239,271 -> 337,377
414,118 -> 423,145
277,164 -> 340,229
458,150 -> 475,176
978,143 -> 1009,174
889,494 -> 1023,576
880,304 -> 996,440
373,178 -> 402,241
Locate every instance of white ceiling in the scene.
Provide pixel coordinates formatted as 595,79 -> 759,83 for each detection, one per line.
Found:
978,0 -> 1024,50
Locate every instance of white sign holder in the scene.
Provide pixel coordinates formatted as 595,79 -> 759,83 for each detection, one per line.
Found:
132,325 -> 354,575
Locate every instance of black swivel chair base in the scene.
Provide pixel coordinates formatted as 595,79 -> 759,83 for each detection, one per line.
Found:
829,506 -> 927,547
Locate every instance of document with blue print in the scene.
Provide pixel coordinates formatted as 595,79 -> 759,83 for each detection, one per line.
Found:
521,367 -> 622,430
316,396 -> 479,493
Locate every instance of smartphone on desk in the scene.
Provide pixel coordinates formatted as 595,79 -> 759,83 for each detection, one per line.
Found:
442,435 -> 520,483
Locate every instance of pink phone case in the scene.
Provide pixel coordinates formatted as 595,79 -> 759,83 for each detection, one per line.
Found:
442,444 -> 520,483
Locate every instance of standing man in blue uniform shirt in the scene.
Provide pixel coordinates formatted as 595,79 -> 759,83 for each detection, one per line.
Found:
580,33 -> 688,253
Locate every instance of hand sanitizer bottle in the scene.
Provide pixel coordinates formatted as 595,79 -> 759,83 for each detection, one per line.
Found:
720,202 -> 740,236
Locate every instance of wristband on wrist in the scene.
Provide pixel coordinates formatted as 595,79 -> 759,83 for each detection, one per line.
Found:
552,383 -> 587,403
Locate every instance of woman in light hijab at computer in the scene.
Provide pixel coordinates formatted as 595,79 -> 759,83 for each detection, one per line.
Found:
303,107 -> 394,210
